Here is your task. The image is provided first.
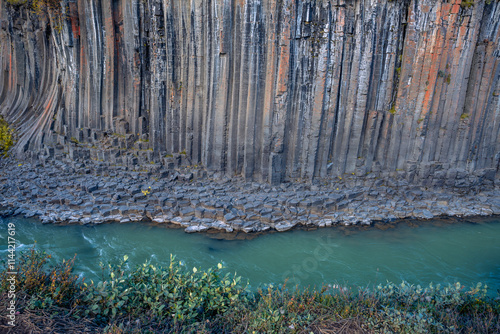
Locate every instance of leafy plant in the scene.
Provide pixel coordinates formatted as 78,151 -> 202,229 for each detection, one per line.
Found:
0,116 -> 15,157
2,248 -> 499,333
0,246 -> 83,309
82,255 -> 249,325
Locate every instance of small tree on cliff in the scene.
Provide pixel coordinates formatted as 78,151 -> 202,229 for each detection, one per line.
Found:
0,116 -> 15,157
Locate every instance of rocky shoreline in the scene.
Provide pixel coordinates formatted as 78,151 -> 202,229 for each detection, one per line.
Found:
1,157 -> 500,235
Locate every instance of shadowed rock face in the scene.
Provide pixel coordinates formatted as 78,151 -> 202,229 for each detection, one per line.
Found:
1,0 -> 499,184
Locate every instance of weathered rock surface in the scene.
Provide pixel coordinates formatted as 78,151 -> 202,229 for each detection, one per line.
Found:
0,158 -> 499,234
1,0 -> 499,185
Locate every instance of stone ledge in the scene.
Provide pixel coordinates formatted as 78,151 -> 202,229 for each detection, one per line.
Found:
0,157 -> 499,235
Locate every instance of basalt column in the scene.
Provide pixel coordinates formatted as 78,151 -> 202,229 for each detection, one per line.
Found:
1,0 -> 499,184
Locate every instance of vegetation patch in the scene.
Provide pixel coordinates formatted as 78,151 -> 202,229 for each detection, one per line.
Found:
389,104 -> 397,115
461,0 -> 474,8
6,0 -> 61,13
0,116 -> 15,157
446,74 -> 451,84
6,0 -> 64,32
1,247 -> 499,333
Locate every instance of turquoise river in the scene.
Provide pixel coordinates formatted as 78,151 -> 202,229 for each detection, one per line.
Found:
1,216 -> 500,294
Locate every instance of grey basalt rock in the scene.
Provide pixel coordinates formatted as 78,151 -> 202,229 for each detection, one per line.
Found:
0,147 -> 499,235
275,221 -> 296,232
185,225 -> 209,233
0,0 -> 499,187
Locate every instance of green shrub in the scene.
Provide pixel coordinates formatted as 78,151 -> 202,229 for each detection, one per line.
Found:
0,116 -> 15,157
366,281 -> 495,333
82,255 -> 249,325
235,284 -> 319,332
372,306 -> 445,333
0,247 -> 83,309
1,248 -> 499,333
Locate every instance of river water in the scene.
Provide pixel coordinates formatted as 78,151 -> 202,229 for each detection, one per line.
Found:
1,216 -> 499,293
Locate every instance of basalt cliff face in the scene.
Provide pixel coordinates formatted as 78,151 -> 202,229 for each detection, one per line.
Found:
1,0 -> 500,186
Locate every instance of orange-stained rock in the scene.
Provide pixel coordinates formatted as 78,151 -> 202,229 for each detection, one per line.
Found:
0,0 -> 499,185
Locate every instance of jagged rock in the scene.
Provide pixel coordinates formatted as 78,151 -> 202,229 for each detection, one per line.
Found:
180,207 -> 195,217
414,209 -> 435,220
185,225 -> 209,233
275,221 -> 296,232
224,212 -> 237,222
0,0 -> 499,185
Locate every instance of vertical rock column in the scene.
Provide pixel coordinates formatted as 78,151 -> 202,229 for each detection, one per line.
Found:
1,0 -> 499,184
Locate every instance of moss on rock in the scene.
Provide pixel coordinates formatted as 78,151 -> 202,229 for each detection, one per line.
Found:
0,116 -> 15,157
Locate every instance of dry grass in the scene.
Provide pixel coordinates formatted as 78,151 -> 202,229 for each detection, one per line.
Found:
0,292 -> 99,334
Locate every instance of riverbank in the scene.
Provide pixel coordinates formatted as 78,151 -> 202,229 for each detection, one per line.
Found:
1,157 -> 500,235
0,249 -> 500,333
1,247 -> 499,333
